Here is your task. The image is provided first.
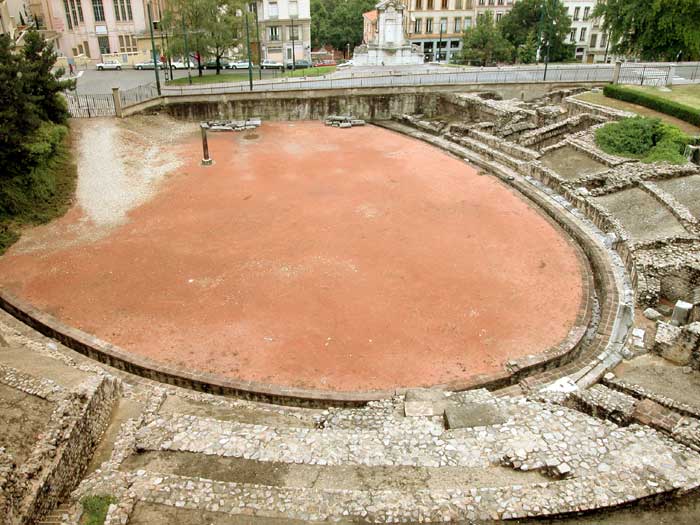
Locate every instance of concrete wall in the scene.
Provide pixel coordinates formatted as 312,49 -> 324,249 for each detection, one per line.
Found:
126,81 -> 608,121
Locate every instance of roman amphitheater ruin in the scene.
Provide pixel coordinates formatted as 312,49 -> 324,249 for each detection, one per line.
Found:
1,83 -> 700,524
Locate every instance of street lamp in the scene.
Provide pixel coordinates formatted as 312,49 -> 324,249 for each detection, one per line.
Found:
146,1 -> 161,96
290,18 -> 297,71
437,19 -> 445,63
252,1 -> 262,80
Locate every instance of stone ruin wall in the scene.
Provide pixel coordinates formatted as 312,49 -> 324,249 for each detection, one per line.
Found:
3,375 -> 121,525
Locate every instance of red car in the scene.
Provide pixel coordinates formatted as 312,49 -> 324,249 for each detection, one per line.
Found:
314,60 -> 337,67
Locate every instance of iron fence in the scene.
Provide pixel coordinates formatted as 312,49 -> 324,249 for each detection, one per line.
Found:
618,64 -> 671,86
64,92 -> 115,118
161,64 -> 617,96
120,83 -> 160,107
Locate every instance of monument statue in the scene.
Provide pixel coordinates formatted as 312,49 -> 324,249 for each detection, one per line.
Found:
353,0 -> 423,66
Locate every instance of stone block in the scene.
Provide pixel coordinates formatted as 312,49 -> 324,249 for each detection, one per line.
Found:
657,304 -> 674,317
404,389 -> 447,417
671,300 -> 693,326
643,308 -> 662,321
444,403 -> 506,430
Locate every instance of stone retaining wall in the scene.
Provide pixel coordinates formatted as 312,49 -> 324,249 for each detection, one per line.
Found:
14,375 -> 120,525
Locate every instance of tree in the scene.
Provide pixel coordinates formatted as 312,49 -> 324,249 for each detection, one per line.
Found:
164,0 -> 246,76
0,31 -> 73,181
517,31 -> 539,64
458,11 -> 513,66
499,0 -> 573,63
594,0 -> 700,61
21,30 -> 74,123
310,0 -> 375,55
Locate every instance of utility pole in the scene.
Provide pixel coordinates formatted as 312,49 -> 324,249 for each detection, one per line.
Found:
252,1 -> 262,80
244,5 -> 254,91
157,3 -> 169,81
182,16 -> 192,85
290,19 -> 297,71
147,1 -> 161,96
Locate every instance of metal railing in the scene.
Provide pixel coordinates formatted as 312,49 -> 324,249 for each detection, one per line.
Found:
120,83 -> 160,107
161,64 -> 617,96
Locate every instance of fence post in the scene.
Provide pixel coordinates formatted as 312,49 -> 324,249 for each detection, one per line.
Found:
667,63 -> 675,86
112,87 -> 123,118
612,61 -> 622,84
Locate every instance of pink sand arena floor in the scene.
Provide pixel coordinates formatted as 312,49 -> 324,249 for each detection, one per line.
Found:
0,121 -> 585,391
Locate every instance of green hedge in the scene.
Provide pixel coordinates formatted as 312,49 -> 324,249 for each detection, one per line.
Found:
604,84 -> 700,127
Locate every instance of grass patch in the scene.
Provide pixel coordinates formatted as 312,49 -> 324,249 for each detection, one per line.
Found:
575,92 -> 700,135
167,72 -> 253,85
595,116 -> 692,164
603,84 -> 700,127
166,66 -> 336,85
0,124 -> 77,254
80,495 -> 116,525
283,66 -> 336,77
623,84 -> 700,110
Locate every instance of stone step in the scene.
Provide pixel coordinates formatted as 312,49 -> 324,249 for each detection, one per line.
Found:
122,468 -> 688,523
568,384 -> 638,425
133,395 -> 700,484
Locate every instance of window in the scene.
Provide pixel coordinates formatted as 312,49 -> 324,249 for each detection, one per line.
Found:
289,0 -> 298,17
63,0 -> 73,29
464,16 -> 472,28
590,34 -> 597,48
92,0 -> 105,22
439,17 -> 447,32
573,7 -> 580,20
497,0 -> 504,5
414,0 -> 422,9
579,27 -> 587,41
97,35 -> 110,54
413,18 -> 422,33
601,33 -> 608,48
426,18 -> 433,32
583,6 -> 590,20
63,0 -> 83,28
288,25 -> 299,40
488,0 -> 494,5
570,29 -> 575,42
454,17 -> 461,32
442,0 -> 448,8
455,0 -> 462,8
83,40 -> 91,57
479,0 -> 485,5
269,1 -> 278,18
496,12 -> 502,21
114,0 -> 133,22
118,34 -> 137,53
269,26 -> 280,41
427,0 -> 433,8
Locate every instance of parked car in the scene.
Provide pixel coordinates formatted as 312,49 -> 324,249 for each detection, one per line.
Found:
231,60 -> 252,70
314,59 -> 337,67
203,58 -> 230,69
96,60 -> 122,71
134,60 -> 165,70
261,59 -> 283,70
286,59 -> 312,70
169,60 -> 191,69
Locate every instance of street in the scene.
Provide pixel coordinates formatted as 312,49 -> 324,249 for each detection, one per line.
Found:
71,67 -> 284,94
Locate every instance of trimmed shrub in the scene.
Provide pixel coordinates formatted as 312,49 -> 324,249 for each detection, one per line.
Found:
603,84 -> 700,127
594,116 -> 692,165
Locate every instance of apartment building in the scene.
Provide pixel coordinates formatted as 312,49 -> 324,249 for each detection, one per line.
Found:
563,0 -> 610,63
407,0 -> 515,62
255,0 -> 310,65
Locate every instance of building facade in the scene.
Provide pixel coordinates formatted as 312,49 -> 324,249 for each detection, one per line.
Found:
406,0 -> 515,62
28,0 -> 154,62
254,0 -> 310,66
562,0 -> 610,63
